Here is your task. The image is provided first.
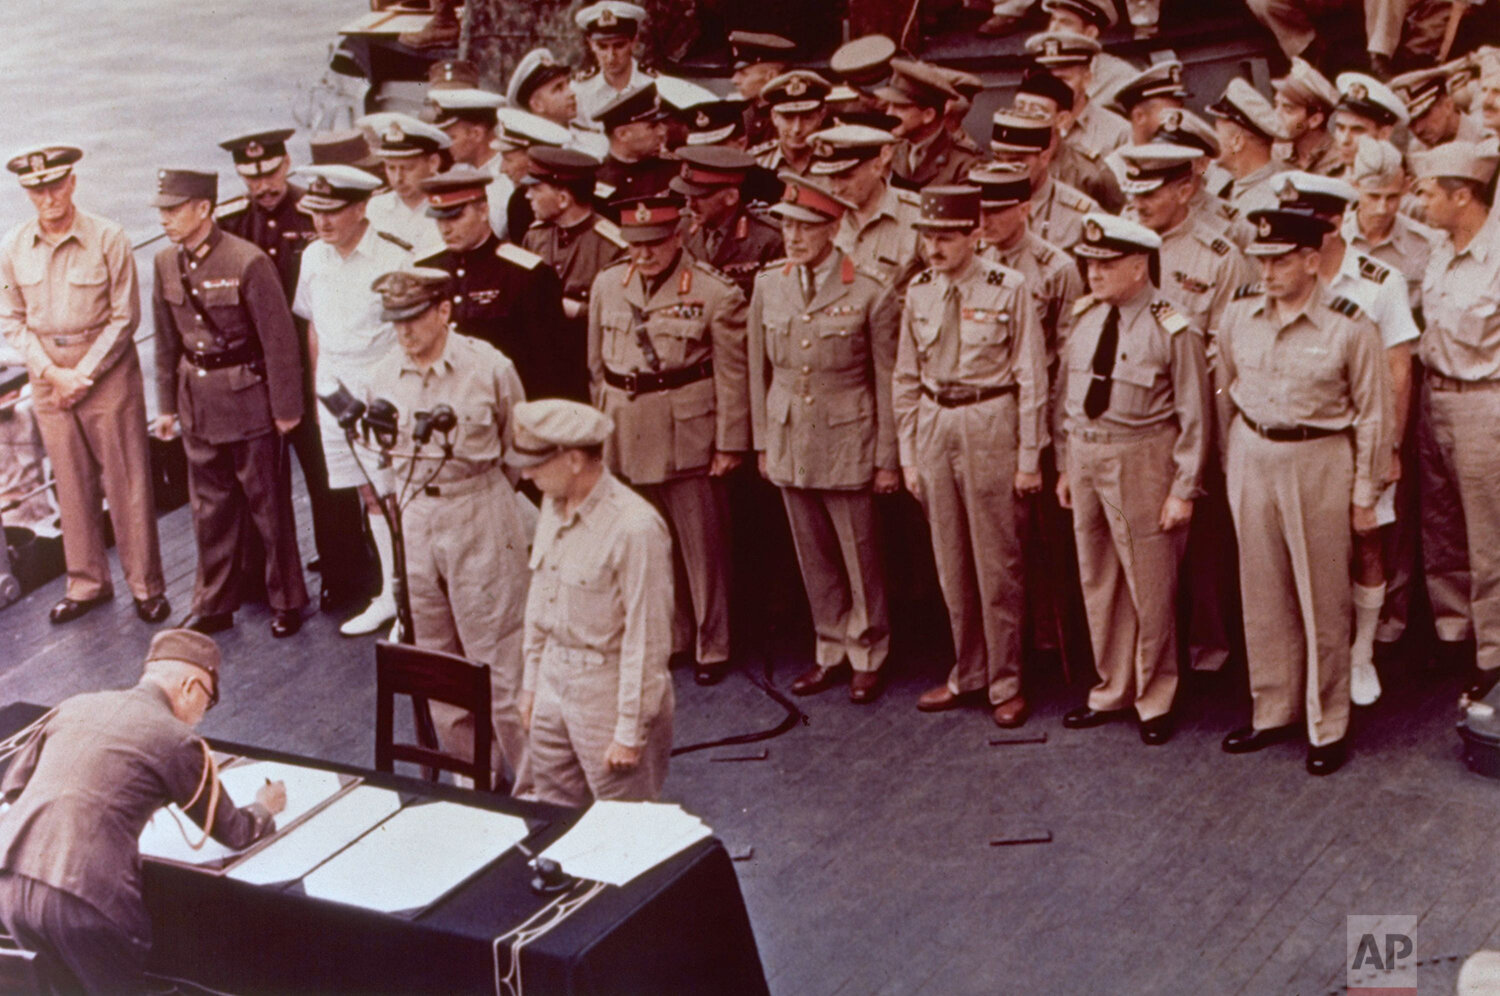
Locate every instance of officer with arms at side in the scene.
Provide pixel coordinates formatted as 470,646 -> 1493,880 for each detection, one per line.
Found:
0,629 -> 286,994
672,146 -> 784,299
572,1 -> 656,125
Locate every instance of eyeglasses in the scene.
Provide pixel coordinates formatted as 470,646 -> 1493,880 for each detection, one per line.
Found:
190,676 -> 219,711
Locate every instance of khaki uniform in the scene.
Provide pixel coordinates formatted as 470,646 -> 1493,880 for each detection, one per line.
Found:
1344,211 -> 1438,318
1224,159 -> 1284,217
1417,226 -> 1500,667
587,252 -> 750,666
1056,104 -> 1129,213
0,210 -> 163,604
1090,53 -> 1139,106
1158,218 -> 1256,344
1190,187 -> 1256,249
523,470 -> 675,807
680,205 -> 784,299
980,231 -> 1083,361
834,185 -> 922,287
1030,176 -> 1101,254
1059,291 -> 1209,719
754,142 -> 816,179
892,128 -> 983,191
893,256 -> 1048,704
0,395 -> 53,529
748,250 -> 899,672
522,211 -> 628,308
366,332 -> 532,781
1220,282 -> 1387,745
1281,132 -> 1342,176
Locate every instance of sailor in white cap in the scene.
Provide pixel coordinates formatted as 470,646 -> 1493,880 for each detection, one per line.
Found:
356,113 -> 451,258
508,48 -> 610,161
572,2 -> 655,125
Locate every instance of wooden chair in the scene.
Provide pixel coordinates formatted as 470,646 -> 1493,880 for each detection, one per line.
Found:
374,640 -> 495,792
0,934 -> 43,994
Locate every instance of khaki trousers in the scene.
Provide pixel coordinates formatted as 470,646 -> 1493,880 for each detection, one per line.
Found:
1226,418 -> 1353,746
781,487 -> 891,672
1420,382 -> 1500,671
639,476 -> 731,665
1245,0 -> 1445,56
31,352 -> 163,602
526,647 -> 674,808
404,472 -> 531,784
914,394 -> 1025,705
1067,425 -> 1185,721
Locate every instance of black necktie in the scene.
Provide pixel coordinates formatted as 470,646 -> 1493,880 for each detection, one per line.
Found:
1083,306 -> 1120,420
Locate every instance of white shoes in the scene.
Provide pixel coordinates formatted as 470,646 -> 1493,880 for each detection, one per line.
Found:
1351,660 -> 1382,706
340,594 -> 397,637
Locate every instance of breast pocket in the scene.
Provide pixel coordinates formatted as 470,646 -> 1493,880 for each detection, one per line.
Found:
1110,359 -> 1160,417
456,407 -> 497,456
960,311 -> 1013,370
1455,292 -> 1500,349
651,317 -> 703,369
559,559 -> 620,648
669,384 -> 716,470
66,262 -> 108,291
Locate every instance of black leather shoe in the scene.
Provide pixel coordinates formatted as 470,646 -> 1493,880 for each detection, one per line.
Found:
49,594 -> 111,625
319,585 -> 360,615
1063,706 -> 1126,729
694,661 -> 727,686
183,612 -> 234,635
1221,724 -> 1296,754
135,595 -> 171,624
270,610 -> 303,638
1306,739 -> 1347,776
1139,714 -> 1174,745
1465,667 -> 1500,702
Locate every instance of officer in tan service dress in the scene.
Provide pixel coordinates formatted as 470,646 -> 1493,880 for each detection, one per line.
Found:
877,60 -> 982,193
811,124 -> 923,288
990,111 -> 1102,253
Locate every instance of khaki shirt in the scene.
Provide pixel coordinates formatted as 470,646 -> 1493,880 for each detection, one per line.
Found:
366,331 -> 526,487
892,255 -> 1048,473
1420,224 -> 1500,382
980,229 -> 1083,360
1156,215 -> 1256,341
1056,103 -> 1129,212
748,249 -> 900,488
1060,289 -> 1210,500
1219,281 -> 1389,506
834,185 -> 922,287
1345,211 -> 1437,317
523,470 -> 674,748
1225,159 -> 1284,216
1189,186 -> 1255,249
1031,176 -> 1101,253
0,209 -> 141,384
1089,52 -> 1138,104
754,142 -> 816,178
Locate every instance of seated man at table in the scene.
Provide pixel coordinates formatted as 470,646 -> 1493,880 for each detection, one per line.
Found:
0,630 -> 286,994
513,399 -> 675,807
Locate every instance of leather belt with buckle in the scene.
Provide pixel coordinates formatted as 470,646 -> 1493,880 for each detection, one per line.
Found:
603,358 -> 714,397
1240,413 -> 1343,442
919,383 -> 1017,408
183,341 -> 260,372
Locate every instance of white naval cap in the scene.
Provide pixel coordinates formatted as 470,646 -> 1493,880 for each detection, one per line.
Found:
1335,72 -> 1409,127
493,108 -> 572,151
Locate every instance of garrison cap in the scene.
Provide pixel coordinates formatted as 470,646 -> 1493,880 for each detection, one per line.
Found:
428,88 -> 504,129
494,108 -> 571,151
914,185 -> 981,230
508,49 -> 572,109
761,71 -> 832,114
670,146 -> 754,196
1244,207 -> 1334,256
614,194 -> 684,242
1017,69 -> 1075,113
146,628 -> 221,702
728,30 -> 795,68
968,163 -> 1032,208
1409,139 -> 1500,186
1042,0 -> 1118,29
418,164 -> 493,218
991,110 -> 1053,152
808,124 -> 897,175
1351,136 -> 1405,186
1274,170 -> 1358,215
681,99 -> 747,146
1106,61 -> 1188,116
1389,69 -> 1448,121
360,114 -> 452,157
151,168 -> 217,208
309,129 -> 381,169
219,128 -> 295,177
1151,107 -> 1221,157
1117,143 -> 1203,194
506,399 -> 614,468
593,83 -> 666,131
830,34 -> 898,89
875,59 -> 959,108
1072,212 -> 1163,258
292,164 -> 382,212
372,267 -> 453,321
1335,72 -> 1409,127
6,145 -> 82,189
1025,30 -> 1101,66
575,1 -> 646,37
524,147 -> 600,189
1271,57 -> 1339,113
1208,78 -> 1286,142
771,173 -> 855,223
427,59 -> 481,90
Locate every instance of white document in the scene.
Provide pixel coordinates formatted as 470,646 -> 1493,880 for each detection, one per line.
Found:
228,786 -> 403,886
540,801 -> 713,887
139,806 -> 240,865
301,802 -> 529,913
1374,481 -> 1397,528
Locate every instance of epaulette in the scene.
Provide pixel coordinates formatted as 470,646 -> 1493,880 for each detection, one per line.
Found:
497,242 -> 543,269
1060,187 -> 1095,211
594,181 -> 617,201
1071,294 -> 1098,317
749,139 -> 777,157
912,268 -> 935,285
1150,299 -> 1189,334
985,267 -> 1007,287
1329,295 -> 1361,318
527,219 -> 547,230
1032,242 -> 1057,266
755,259 -> 786,280
1209,237 -> 1232,257
895,189 -> 921,208
376,230 -> 413,252
1218,202 -> 1241,220
694,259 -> 736,286
593,217 -> 627,249
1233,283 -> 1262,300
1356,255 -> 1390,284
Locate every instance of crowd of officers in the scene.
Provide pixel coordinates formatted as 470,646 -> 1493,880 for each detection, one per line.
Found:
6,0 -> 1500,802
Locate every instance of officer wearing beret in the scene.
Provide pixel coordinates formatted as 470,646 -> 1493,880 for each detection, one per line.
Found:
513,399 -> 675,806
587,194 -> 750,685
151,168 -> 308,638
1329,73 -> 1408,179
359,114 -> 451,259
593,83 -> 679,213
1208,78 -> 1290,216
729,30 -> 796,149
0,629 -> 286,992
672,146 -> 784,298
877,60 -> 981,192
573,2 -> 656,126
416,166 -> 575,401
754,71 -> 833,178
1218,209 -> 1388,776
747,175 -> 900,702
991,110 -> 1102,251
365,267 -> 535,785
1271,58 -> 1341,176
895,186 -> 1048,729
0,146 -> 168,626
810,124 -> 923,287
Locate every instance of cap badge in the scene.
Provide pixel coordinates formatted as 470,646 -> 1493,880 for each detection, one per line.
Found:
1162,109 -> 1181,130
1348,82 -> 1368,101
29,153 -> 46,173
786,77 -> 808,97
1277,178 -> 1298,201
310,176 -> 333,196
1169,65 -> 1182,85
385,123 -> 405,144
695,110 -> 710,127
598,8 -> 618,26
1044,39 -> 1060,57
1084,219 -> 1103,242
634,201 -> 652,223
245,141 -> 264,159
812,139 -> 833,159
1257,216 -> 1272,237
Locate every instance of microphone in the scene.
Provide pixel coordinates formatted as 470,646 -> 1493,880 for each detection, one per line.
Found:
317,383 -> 366,432
363,398 -> 400,451
413,403 -> 457,445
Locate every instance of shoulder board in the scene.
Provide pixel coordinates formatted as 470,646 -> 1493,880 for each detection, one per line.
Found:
1150,299 -> 1189,334
1233,283 -> 1262,300
1328,295 -> 1361,318
593,217 -> 627,249
1061,188 -> 1095,211
594,181 -> 617,201
985,267 -> 1007,287
1209,237 -> 1232,257
1032,243 -> 1057,266
912,268 -> 935,286
749,139 -> 776,156
214,201 -> 248,220
526,219 -> 548,230
694,259 -> 736,285
1356,255 -> 1390,284
376,230 -> 413,252
895,189 -> 921,207
497,243 -> 543,269
1071,294 -> 1098,318
1218,202 -> 1241,221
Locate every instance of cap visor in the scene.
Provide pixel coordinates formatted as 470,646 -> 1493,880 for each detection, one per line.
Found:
669,176 -> 720,197
1243,242 -> 1300,257
425,203 -> 468,219
504,445 -> 560,468
686,124 -> 737,146
912,219 -> 976,231
871,86 -> 910,104
769,203 -> 832,223
151,193 -> 192,208
620,223 -> 680,244
1071,244 -> 1128,259
809,158 -> 862,177
381,300 -> 440,322
298,194 -> 351,213
1120,176 -> 1165,195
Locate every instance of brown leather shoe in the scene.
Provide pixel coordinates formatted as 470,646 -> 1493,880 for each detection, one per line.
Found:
916,684 -> 971,712
992,695 -> 1030,728
849,670 -> 883,704
790,663 -> 848,696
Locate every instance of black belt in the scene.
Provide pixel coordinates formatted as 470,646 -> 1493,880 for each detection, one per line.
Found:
920,383 -> 1017,408
604,359 -> 713,396
183,341 -> 260,372
1240,414 -> 1344,442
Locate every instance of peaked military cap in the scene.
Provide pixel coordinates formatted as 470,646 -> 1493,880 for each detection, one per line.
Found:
1244,208 -> 1334,256
1106,61 -> 1189,116
1026,30 -> 1101,66
357,114 -> 452,158
1017,69 -> 1076,113
1072,212 -> 1163,258
151,168 -> 217,208
1042,0 -> 1118,29
1335,72 -> 1409,128
808,124 -> 898,176
524,147 -> 600,190
681,99 -> 748,146
761,71 -> 833,114
1271,57 -> 1339,113
593,83 -> 666,131
372,267 -> 453,322
1388,69 -> 1448,122
428,88 -> 504,129
418,164 -> 493,218
670,146 -> 755,196
508,49 -> 572,109
771,173 -> 855,223
292,164 -> 383,212
1118,143 -> 1203,194
1208,78 -> 1286,142
614,194 -> 685,243
728,31 -> 795,68
6,145 -> 82,188
427,59 -> 481,90
309,129 -> 380,169
506,399 -> 614,467
219,128 -> 295,177
1151,107 -> 1221,157
1274,170 -> 1358,215
875,59 -> 959,108
830,34 -> 898,89
494,108 -> 572,151
575,1 -> 646,37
